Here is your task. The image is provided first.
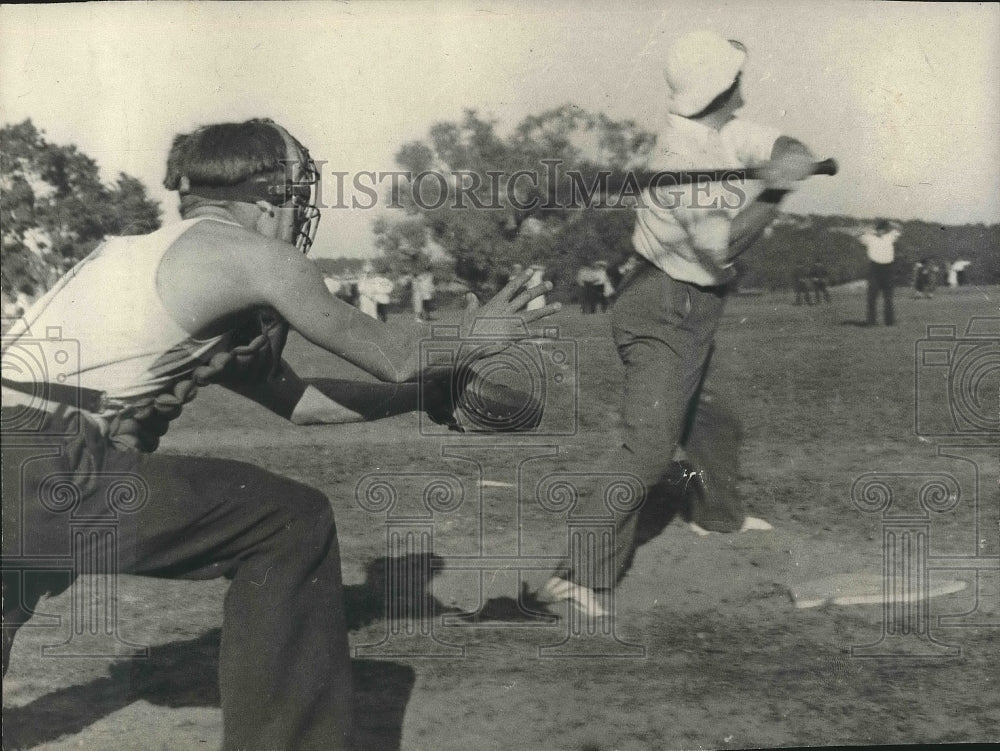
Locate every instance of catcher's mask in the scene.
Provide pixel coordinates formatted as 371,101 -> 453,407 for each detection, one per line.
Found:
183,119 -> 321,254
269,121 -> 321,254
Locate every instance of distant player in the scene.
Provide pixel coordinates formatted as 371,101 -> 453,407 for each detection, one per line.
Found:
834,219 -> 901,325
810,261 -> 832,303
526,264 -> 547,311
793,264 -> 813,305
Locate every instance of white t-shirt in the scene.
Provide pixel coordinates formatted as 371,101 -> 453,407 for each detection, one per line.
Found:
859,229 -> 901,264
632,115 -> 781,286
1,219 -> 230,402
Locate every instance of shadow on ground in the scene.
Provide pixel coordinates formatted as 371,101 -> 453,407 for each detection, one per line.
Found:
4,554 -> 478,751
3,626 -> 414,751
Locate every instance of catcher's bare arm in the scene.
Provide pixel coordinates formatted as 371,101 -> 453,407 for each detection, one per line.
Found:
222,361 -> 378,425
158,221 -> 559,384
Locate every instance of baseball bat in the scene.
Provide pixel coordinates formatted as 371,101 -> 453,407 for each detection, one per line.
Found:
603,157 -> 838,193
499,158 -> 838,238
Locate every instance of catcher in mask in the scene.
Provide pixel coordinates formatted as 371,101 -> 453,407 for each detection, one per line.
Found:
1,118 -> 557,750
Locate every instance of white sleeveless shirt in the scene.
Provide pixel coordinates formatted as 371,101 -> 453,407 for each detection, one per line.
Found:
2,218 -> 232,402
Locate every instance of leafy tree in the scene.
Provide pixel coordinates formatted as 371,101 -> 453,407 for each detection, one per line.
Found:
375,107 -> 655,297
371,214 -> 429,276
1,119 -> 162,297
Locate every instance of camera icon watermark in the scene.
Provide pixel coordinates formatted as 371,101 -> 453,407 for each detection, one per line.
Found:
418,321 -> 578,436
1,326 -> 82,436
914,317 -> 1000,439
850,453 -> 999,659
352,450 -> 647,660
850,472 -> 965,658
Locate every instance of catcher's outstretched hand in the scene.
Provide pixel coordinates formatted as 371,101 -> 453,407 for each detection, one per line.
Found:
460,269 -> 560,343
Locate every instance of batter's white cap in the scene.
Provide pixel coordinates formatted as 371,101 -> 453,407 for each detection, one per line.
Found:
664,30 -> 747,117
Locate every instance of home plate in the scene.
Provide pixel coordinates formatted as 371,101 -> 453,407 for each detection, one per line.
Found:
790,573 -> 968,609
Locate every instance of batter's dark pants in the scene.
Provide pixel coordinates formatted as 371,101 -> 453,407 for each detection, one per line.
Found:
2,407 -> 354,751
867,261 -> 895,325
555,262 -> 744,589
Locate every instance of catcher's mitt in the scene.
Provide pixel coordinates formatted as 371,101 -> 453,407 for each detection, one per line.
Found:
423,359 -> 543,433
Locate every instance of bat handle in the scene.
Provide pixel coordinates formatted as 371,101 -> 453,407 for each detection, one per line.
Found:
812,158 -> 838,176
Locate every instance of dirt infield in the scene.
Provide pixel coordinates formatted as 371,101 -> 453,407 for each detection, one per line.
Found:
3,286 -> 998,750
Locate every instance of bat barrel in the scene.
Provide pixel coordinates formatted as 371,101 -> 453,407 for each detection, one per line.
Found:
813,158 -> 838,176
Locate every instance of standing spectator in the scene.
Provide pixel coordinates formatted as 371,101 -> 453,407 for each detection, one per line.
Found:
925,259 -> 940,297
792,264 -> 813,305
860,220 -> 901,325
949,259 -> 971,287
373,276 -> 394,323
614,256 -> 638,287
809,261 -> 831,303
356,264 -> 394,322
417,270 -> 436,321
342,279 -> 359,308
408,273 -> 424,321
595,260 -> 614,312
912,258 -> 933,299
606,258 -> 626,293
324,275 -> 343,297
356,264 -> 379,319
526,264 -> 547,311
835,220 -> 901,325
576,263 -> 603,314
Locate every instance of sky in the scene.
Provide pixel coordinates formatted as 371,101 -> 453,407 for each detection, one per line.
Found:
1,0 -> 997,259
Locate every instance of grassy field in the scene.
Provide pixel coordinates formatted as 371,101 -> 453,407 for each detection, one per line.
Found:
3,285 -> 998,750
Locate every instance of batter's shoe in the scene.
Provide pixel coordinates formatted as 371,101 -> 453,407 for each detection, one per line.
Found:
739,515 -> 773,531
537,577 -> 608,619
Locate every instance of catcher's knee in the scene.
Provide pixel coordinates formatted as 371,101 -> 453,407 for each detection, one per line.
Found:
289,484 -> 335,527
261,481 -> 336,557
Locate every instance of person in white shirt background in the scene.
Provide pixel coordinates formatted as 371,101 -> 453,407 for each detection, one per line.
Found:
416,270 -> 436,321
356,263 -> 395,322
526,264 -> 547,311
859,219 -> 902,325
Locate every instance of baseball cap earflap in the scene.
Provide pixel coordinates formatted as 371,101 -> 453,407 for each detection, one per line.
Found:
663,30 -> 747,117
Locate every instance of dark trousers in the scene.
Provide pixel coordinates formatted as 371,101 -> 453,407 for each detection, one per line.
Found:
2,407 -> 354,751
867,261 -> 895,325
581,283 -> 602,314
555,263 -> 743,588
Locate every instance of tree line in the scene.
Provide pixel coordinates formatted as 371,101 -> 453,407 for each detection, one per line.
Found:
3,114 -> 995,308
1,119 -> 161,300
